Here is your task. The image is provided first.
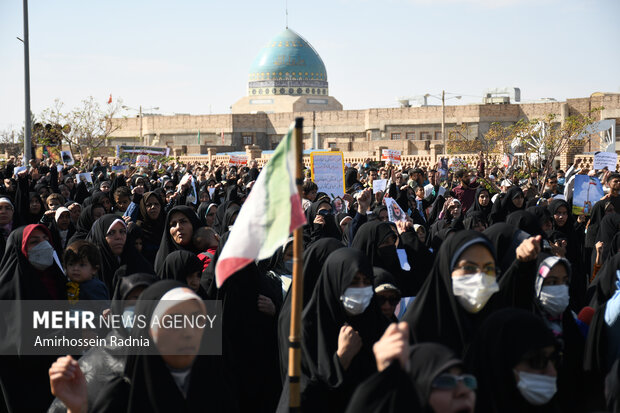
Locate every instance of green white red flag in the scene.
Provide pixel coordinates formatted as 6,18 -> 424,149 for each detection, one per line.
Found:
215,122 -> 305,287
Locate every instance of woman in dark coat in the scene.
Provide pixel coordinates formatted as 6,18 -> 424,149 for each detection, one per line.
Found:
135,191 -> 166,264
154,206 -> 202,273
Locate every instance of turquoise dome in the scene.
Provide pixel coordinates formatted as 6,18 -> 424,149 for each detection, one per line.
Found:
247,28 -> 329,97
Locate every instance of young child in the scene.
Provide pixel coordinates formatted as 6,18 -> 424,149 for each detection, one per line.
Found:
64,240 -> 109,303
193,227 -> 220,272
113,186 -> 132,216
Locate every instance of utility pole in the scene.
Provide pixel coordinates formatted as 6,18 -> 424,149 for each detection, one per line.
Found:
139,105 -> 143,146
22,0 -> 32,164
441,90 -> 446,156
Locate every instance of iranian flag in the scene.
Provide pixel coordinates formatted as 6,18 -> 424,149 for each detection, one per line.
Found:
215,122 -> 306,287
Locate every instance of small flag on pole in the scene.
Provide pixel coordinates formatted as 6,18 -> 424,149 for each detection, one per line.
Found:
107,94 -> 112,104
215,122 -> 306,287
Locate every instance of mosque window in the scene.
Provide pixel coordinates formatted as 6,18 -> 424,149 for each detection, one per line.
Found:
265,89 -> 269,94
322,89 -> 326,95
297,88 -> 302,94
280,88 -> 285,94
252,89 -> 256,95
258,89 -> 263,95
406,132 -> 415,140
273,88 -> 277,94
305,88 -> 310,94
288,88 -> 294,94
312,88 -> 315,94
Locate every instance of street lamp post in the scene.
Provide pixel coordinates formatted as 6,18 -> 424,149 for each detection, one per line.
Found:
22,0 -> 32,164
122,105 -> 159,146
424,92 -> 461,155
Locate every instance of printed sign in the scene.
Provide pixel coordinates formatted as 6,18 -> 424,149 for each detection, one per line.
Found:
310,151 -> 345,198
593,152 -> 618,171
384,197 -> 407,222
381,149 -> 401,165
572,175 -> 604,215
76,172 -> 93,184
229,155 -> 248,166
373,179 -> 387,194
111,165 -> 129,172
60,150 -> 75,166
136,155 -> 150,168
115,145 -> 170,164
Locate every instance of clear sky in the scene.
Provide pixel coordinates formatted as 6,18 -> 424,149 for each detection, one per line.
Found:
1,0 -> 619,131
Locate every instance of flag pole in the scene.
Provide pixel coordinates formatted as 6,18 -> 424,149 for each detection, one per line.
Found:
288,117 -> 304,412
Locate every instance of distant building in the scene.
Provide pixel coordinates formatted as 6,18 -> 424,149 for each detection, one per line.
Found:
109,29 -> 620,157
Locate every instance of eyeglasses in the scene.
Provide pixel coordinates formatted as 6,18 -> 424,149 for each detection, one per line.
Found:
432,374 -> 477,390
452,264 -> 496,277
521,350 -> 561,370
375,295 -> 400,306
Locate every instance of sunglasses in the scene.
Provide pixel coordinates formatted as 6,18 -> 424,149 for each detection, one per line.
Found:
521,350 -> 561,370
432,374 -> 477,390
375,295 -> 400,306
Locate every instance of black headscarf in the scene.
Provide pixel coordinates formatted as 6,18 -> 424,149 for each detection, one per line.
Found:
154,206 -> 202,274
303,199 -> 341,246
196,202 -> 217,226
506,210 -> 545,238
136,191 -> 166,263
463,210 -> 487,231
586,198 -> 618,248
68,203 -> 103,245
345,342 -> 463,413
466,308 -> 558,413
87,214 -> 154,292
402,230 -> 499,357
300,248 -> 389,412
489,186 -> 525,224
483,223 -> 528,275
528,205 -> 553,231
345,168 -> 361,192
277,238 -> 344,381
157,250 -> 207,299
471,186 -> 493,219
596,213 -> 620,264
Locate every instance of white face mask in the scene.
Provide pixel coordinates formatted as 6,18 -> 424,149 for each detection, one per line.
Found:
340,286 -> 373,315
515,370 -> 557,405
28,240 -> 55,270
452,272 -> 499,313
121,306 -> 136,331
539,285 -> 569,317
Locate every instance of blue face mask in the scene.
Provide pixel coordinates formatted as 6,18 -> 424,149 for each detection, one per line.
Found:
558,178 -> 565,185
122,306 -> 136,330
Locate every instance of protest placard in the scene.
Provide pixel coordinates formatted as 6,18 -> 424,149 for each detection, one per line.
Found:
60,150 -> 75,166
229,155 -> 248,166
381,149 -> 401,165
593,152 -> 618,171
76,173 -> 93,184
384,197 -> 407,222
373,179 -> 387,194
310,151 -> 345,198
111,165 -> 129,172
572,175 -> 604,215
136,155 -> 150,168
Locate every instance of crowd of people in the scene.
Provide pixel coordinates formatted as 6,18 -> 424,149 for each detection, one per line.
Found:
0,151 -> 618,412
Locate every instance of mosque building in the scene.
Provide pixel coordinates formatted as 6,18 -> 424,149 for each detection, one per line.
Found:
109,28 -> 620,160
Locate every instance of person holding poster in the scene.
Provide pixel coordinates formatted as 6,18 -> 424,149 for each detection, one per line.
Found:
385,197 -> 407,223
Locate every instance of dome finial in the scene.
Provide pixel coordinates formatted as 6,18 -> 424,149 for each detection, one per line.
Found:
285,0 -> 288,29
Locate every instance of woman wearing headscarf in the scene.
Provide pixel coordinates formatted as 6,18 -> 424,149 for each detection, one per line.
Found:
469,186 -> 492,220
157,250 -> 207,299
0,224 -> 66,411
527,205 -> 553,233
467,308 -> 560,413
523,253 -> 586,412
154,206 -> 202,274
197,202 -> 217,227
67,203 -> 106,245
373,268 -> 401,322
135,191 -> 166,264
289,248 -> 389,413
84,281 -> 237,412
47,273 -> 156,413
212,185 -> 241,235
402,230 -> 505,357
489,186 -> 525,225
221,204 -> 240,234
352,220 -> 423,296
87,214 -> 153,292
303,198 -> 342,246
428,198 -> 463,248
463,210 -> 487,232
346,335 -> 476,413
277,238 -> 344,381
